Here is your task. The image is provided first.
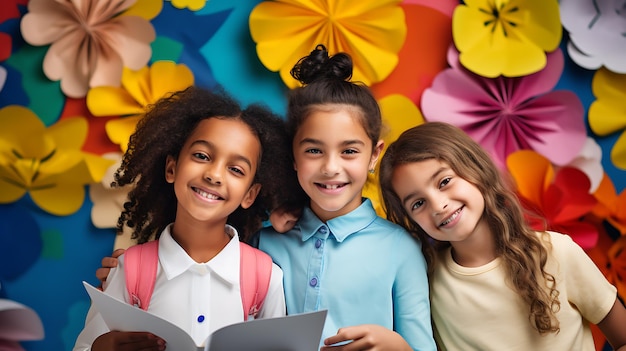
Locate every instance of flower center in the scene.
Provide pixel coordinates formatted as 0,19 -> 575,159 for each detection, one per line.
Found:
480,2 -> 519,37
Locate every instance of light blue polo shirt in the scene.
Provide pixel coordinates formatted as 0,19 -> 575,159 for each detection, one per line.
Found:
258,198 -> 436,350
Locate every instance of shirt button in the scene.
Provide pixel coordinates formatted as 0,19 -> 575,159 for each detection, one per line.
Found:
309,277 -> 318,287
197,315 -> 205,323
319,227 -> 328,234
315,239 -> 322,248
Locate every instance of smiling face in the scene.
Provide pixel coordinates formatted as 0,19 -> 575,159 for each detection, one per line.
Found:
292,105 -> 382,222
165,117 -> 261,227
391,158 -> 490,245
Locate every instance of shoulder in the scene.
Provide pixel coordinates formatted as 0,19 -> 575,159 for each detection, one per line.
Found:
540,230 -> 581,255
372,215 -> 419,242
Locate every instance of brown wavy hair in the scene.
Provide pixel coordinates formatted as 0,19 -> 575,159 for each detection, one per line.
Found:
379,122 -> 561,334
113,86 -> 305,244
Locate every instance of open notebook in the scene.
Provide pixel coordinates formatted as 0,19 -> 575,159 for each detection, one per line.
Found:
83,281 -> 327,351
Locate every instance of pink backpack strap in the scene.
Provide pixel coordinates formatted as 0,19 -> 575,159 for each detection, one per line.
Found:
124,240 -> 159,311
239,242 -> 273,320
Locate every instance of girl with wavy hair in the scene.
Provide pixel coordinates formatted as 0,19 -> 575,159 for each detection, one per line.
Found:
379,121 -> 626,350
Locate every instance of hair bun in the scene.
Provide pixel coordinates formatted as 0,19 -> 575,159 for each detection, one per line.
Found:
290,44 -> 353,85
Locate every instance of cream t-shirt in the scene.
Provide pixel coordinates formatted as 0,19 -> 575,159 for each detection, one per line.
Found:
431,231 -> 616,351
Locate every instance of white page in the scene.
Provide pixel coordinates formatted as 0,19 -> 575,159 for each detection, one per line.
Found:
83,281 -> 327,351
84,281 -> 197,350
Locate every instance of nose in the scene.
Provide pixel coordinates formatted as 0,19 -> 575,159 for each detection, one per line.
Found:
204,166 -> 222,185
321,155 -> 340,176
431,194 -> 448,216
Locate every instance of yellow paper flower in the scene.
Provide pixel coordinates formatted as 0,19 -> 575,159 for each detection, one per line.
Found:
362,94 -> 424,216
87,61 -> 195,152
452,0 -> 562,78
0,106 -> 115,215
249,0 -> 407,88
588,68 -> 626,170
20,0 -> 161,98
169,0 -> 207,11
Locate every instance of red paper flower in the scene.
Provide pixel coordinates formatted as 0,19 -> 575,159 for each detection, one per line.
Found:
507,150 -> 599,249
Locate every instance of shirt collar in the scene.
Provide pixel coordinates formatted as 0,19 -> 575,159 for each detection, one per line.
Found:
159,224 -> 240,286
298,198 -> 378,243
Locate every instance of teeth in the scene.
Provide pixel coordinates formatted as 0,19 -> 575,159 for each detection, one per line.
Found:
196,188 -> 219,200
440,209 -> 461,226
321,184 -> 341,189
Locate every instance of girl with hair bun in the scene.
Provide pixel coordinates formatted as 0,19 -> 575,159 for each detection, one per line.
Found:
258,44 -> 436,350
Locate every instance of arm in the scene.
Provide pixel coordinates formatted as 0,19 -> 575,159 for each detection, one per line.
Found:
389,235 -> 436,351
596,297 -> 626,351
323,233 -> 436,351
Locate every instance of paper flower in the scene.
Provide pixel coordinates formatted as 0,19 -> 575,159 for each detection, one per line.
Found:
89,152 -> 127,229
20,0 -> 161,98
402,0 -> 458,17
588,68 -> 626,170
452,0 -> 561,77
169,0 -> 207,11
421,47 -> 586,169
591,174 -> 626,235
563,137 -> 604,193
0,105 -> 115,216
506,150 -> 599,249
607,236 -> 626,300
249,0 -> 407,88
0,298 -> 44,350
370,2 -> 452,105
0,33 -> 10,62
362,94 -> 424,217
0,0 -> 27,24
560,0 -> 626,73
87,61 -> 194,152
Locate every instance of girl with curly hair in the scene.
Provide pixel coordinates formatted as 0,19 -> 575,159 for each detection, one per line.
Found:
74,86 -> 302,351
379,121 -> 626,350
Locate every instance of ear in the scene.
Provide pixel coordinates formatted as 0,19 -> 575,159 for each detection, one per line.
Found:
165,155 -> 176,183
240,183 -> 262,209
368,139 -> 385,171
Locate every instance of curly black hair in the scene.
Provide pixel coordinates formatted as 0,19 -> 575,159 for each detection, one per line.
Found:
113,86 -> 305,244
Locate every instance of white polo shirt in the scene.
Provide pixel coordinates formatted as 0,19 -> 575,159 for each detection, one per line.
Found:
73,224 -> 285,350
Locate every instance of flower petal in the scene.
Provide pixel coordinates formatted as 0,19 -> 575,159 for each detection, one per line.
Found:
452,0 -> 561,77
87,86 -> 145,116
506,150 -> 553,207
250,0 -> 406,87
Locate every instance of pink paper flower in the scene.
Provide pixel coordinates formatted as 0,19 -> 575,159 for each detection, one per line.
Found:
421,47 -> 586,169
20,0 -> 160,98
